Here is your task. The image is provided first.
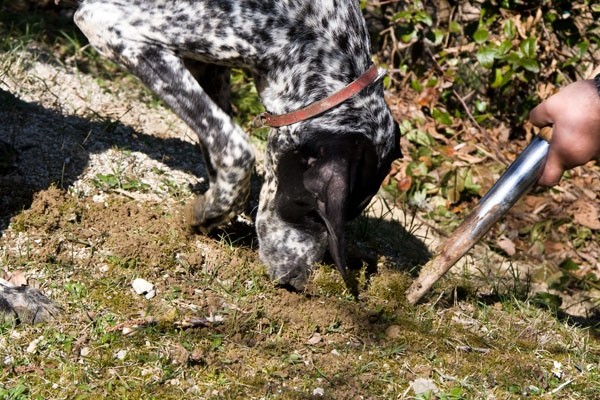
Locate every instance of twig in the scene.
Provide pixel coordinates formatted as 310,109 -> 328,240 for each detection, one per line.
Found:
550,379 -> 573,395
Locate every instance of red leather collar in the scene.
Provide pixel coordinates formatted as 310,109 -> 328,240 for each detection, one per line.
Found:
254,64 -> 384,128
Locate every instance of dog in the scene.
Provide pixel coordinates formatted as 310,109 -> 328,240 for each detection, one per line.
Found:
1,0 -> 401,322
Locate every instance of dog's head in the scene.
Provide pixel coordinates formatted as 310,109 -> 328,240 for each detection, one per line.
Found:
257,122 -> 402,293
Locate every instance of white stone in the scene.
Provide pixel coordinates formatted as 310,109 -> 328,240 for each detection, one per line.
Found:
132,278 -> 155,297
115,349 -> 127,360
410,378 -> 438,395
80,347 -> 90,357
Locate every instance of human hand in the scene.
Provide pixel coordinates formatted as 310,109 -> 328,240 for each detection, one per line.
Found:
529,79 -> 600,186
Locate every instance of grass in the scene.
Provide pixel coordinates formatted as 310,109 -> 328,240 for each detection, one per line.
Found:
1,4 -> 600,400
3,198 -> 600,398
5,186 -> 598,398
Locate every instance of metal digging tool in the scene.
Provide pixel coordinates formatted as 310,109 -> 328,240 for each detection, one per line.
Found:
406,126 -> 553,305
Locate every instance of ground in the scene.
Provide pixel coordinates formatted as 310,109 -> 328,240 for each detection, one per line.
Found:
1,21 -> 600,400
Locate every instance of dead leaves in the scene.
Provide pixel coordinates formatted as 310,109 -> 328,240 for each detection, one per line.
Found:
496,236 -> 516,256
513,8 -> 544,40
1,269 -> 28,287
569,198 -> 600,231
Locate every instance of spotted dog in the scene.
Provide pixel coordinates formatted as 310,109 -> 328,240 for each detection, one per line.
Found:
2,0 -> 401,322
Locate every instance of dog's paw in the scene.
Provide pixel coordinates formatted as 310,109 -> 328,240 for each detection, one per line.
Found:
0,284 -> 60,324
185,192 -> 238,233
185,183 -> 251,233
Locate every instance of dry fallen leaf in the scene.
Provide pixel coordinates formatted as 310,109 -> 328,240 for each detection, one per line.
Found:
415,87 -> 439,107
543,240 -> 567,254
523,195 -> 549,210
496,236 -> 516,256
6,270 -> 28,286
396,176 -> 412,192
570,199 -> 600,230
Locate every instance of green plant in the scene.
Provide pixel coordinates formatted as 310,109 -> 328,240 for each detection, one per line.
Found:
0,383 -> 29,400
376,0 -> 599,127
230,69 -> 269,141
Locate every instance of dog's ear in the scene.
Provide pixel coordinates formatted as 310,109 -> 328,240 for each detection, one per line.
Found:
274,150 -> 322,230
301,134 -> 379,293
391,120 -> 403,160
303,154 -> 352,286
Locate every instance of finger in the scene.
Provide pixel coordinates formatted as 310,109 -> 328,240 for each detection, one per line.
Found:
528,102 -> 554,128
537,151 -> 564,187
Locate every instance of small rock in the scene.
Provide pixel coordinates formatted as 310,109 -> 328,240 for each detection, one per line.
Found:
385,324 -> 402,339
132,278 -> 155,298
66,212 -> 78,223
115,349 -> 127,360
206,314 -> 224,323
312,387 -> 324,397
141,368 -> 156,377
307,332 -> 322,345
410,378 -> 438,395
122,327 -> 135,335
26,336 -> 43,354
92,194 -> 106,204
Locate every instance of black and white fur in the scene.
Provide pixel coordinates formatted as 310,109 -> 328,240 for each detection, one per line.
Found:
1,0 -> 401,322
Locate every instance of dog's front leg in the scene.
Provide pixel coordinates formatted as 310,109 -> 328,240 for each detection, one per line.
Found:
75,11 -> 255,232
124,49 -> 255,231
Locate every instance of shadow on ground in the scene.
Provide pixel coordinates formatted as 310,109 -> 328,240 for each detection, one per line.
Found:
0,88 -> 207,232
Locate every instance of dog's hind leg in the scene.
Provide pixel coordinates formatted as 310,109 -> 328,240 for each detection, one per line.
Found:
75,11 -> 255,231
